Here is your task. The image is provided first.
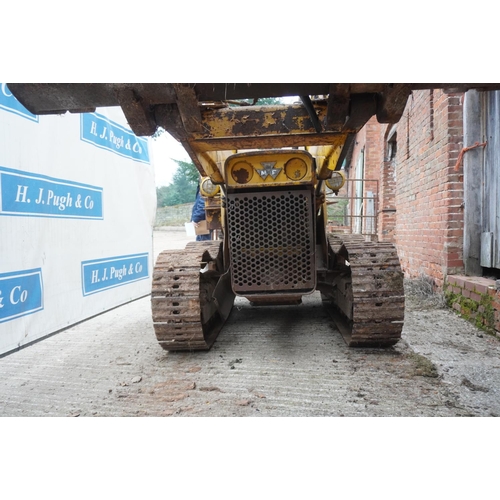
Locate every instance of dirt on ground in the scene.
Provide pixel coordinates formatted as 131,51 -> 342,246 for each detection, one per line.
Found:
0,227 -> 499,417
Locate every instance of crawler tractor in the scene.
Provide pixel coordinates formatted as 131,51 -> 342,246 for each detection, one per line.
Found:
150,147 -> 405,350
10,83 -> 500,350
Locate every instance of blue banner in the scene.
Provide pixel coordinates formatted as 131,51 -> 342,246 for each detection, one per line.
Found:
81,253 -> 149,296
81,113 -> 150,164
0,83 -> 39,122
0,167 -> 103,219
0,269 -> 44,323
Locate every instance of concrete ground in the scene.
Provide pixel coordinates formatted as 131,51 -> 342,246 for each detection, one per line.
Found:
1,228 -> 500,417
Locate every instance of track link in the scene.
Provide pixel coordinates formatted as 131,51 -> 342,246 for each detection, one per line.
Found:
325,235 -> 405,347
151,241 -> 234,351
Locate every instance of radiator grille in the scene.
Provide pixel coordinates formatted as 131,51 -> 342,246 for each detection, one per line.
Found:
227,189 -> 315,294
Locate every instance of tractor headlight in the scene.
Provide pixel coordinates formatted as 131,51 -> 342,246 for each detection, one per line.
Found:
200,177 -> 221,197
325,171 -> 346,192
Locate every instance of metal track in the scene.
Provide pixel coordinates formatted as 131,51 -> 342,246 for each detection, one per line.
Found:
325,234 -> 405,347
151,241 -> 234,351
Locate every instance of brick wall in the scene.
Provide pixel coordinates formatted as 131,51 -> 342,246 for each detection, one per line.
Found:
364,117 -> 383,181
379,158 -> 397,242
395,90 -> 465,288
349,90 -> 500,335
348,117 -> 396,243
347,117 -> 396,242
445,275 -> 500,336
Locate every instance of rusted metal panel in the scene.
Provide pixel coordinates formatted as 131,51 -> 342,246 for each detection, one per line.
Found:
195,103 -> 330,138
157,99 -> 358,156
185,133 -> 346,152
205,197 -> 222,230
224,150 -> 314,189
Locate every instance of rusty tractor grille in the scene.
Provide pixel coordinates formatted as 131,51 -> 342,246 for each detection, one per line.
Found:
227,189 -> 316,295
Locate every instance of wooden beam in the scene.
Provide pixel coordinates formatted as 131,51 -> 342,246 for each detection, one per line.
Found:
325,84 -> 351,130
463,90 -> 483,276
117,89 -> 157,136
172,84 -> 203,133
376,84 -> 412,123
154,104 -> 188,141
9,83 -> 500,126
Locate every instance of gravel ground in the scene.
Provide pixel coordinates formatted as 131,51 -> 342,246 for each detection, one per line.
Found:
0,227 -> 499,417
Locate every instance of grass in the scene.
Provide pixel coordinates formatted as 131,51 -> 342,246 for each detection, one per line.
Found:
155,204 -> 193,227
406,352 -> 439,378
404,275 -> 447,310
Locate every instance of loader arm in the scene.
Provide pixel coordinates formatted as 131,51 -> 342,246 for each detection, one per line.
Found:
9,83 -> 500,182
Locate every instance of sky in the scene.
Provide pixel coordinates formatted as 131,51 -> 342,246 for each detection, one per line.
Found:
149,132 -> 192,187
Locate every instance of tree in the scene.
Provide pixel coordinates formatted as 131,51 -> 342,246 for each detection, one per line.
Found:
156,185 -> 171,208
156,159 -> 199,207
252,97 -> 285,105
228,97 -> 285,107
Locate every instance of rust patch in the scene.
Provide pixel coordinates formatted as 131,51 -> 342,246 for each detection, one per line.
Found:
232,167 -> 251,183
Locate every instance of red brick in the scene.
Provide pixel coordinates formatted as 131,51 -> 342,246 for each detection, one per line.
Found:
474,282 -> 492,295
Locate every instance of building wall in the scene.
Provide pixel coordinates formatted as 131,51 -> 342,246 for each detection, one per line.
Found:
379,155 -> 397,242
348,90 -> 500,336
346,117 -> 383,239
394,90 -> 465,288
347,116 -> 396,242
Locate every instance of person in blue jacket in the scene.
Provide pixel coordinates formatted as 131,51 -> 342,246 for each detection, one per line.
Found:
191,184 -> 211,241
